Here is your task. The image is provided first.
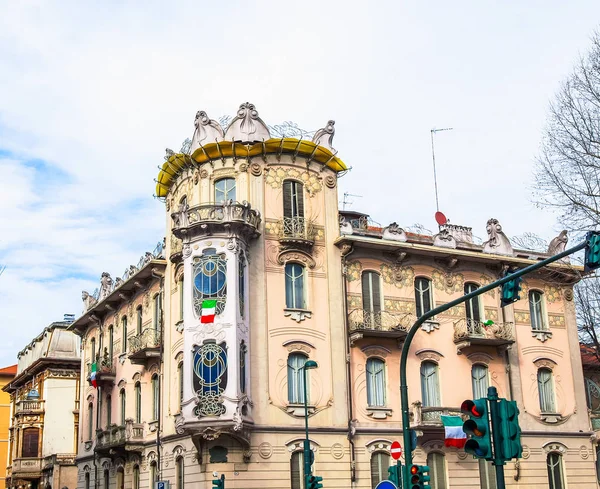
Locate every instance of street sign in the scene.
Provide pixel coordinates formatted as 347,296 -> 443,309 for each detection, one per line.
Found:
156,482 -> 170,489
375,480 -> 398,489
390,441 -> 403,460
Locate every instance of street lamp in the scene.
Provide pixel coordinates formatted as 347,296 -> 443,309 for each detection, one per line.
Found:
302,360 -> 318,487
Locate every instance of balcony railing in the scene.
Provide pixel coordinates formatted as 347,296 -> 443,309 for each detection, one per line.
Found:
348,309 -> 410,336
11,457 -> 42,476
15,399 -> 44,413
411,402 -> 463,428
96,421 -> 144,452
278,216 -> 316,244
453,318 -> 515,353
86,359 -> 116,385
129,328 -> 161,364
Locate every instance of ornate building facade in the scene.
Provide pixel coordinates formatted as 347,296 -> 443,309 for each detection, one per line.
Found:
0,365 -> 17,489
4,321 -> 80,489
69,103 -> 597,489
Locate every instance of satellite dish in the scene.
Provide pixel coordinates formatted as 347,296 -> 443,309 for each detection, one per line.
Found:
435,211 -> 448,226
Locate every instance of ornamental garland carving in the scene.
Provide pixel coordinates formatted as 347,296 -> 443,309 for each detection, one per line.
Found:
563,288 -> 574,301
380,264 -> 395,284
436,303 -> 465,317
484,308 -> 499,322
346,261 -> 362,281
478,275 -> 496,297
347,294 -> 361,309
380,264 -> 414,288
544,284 -> 562,303
548,314 -> 566,328
432,270 -> 464,294
514,311 -> 531,325
265,167 -> 322,195
277,249 -> 316,269
384,299 -> 416,316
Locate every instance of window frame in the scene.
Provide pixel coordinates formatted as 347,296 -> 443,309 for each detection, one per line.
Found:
529,290 -> 547,331
106,394 -> 112,428
420,361 -> 441,408
150,460 -> 157,487
370,451 -> 391,489
283,180 -> 304,219
90,337 -> 96,364
87,402 -> 94,440
104,469 -> 110,489
538,368 -> 557,413
547,452 -> 565,489
136,306 -> 143,335
426,451 -> 447,489
366,357 -> 386,407
215,177 -> 236,203
362,270 -> 383,315
119,388 -> 126,425
21,427 -> 40,458
176,456 -> 184,489
285,262 -> 307,310
178,361 -> 184,411
133,464 -> 140,489
152,374 -> 160,421
290,451 -> 304,489
287,353 -> 308,404
464,282 -> 483,323
178,277 -> 184,322
478,458 -> 497,489
240,340 -> 247,394
122,316 -> 128,352
134,382 -> 142,423
108,325 -> 114,360
85,473 -> 90,489
414,277 -> 433,318
153,293 -> 162,331
471,364 -> 489,400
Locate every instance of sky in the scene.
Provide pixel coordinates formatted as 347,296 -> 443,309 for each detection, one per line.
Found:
1,1 -> 599,367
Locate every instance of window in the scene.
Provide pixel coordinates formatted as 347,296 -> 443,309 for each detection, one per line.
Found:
420,361 -> 441,407
150,461 -> 157,486
471,364 -> 489,399
547,452 -> 565,489
415,277 -> 433,317
106,394 -> 112,427
133,465 -> 140,489
91,338 -> 96,363
538,368 -> 556,413
479,459 -> 497,489
136,306 -> 142,335
366,358 -> 386,407
427,452 -> 447,489
193,250 -> 227,317
85,473 -> 90,489
362,271 -> 382,316
152,374 -> 160,421
122,316 -> 128,352
179,277 -> 184,321
283,180 -> 304,219
529,291 -> 546,331
104,469 -> 110,489
285,263 -> 306,309
215,177 -> 236,203
290,451 -> 304,489
108,325 -> 114,360
134,382 -> 141,423
120,388 -> 126,425
87,402 -> 94,440
370,452 -> 390,489
240,341 -> 247,394
239,254 -> 245,317
21,428 -> 39,458
178,362 -> 184,411
176,456 -> 184,489
287,353 -> 307,404
153,293 -> 162,330
465,283 -> 482,322
116,468 -> 124,489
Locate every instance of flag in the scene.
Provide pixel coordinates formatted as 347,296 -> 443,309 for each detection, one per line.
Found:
90,362 -> 98,389
200,299 -> 217,323
441,415 -> 467,448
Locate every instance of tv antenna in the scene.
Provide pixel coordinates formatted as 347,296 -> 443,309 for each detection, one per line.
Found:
342,192 -> 362,210
430,127 -> 453,212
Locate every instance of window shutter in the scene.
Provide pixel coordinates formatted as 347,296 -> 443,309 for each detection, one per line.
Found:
290,452 -> 303,489
296,182 -> 304,218
283,181 -> 292,218
372,275 -> 381,313
362,273 -> 373,312
22,428 -> 39,458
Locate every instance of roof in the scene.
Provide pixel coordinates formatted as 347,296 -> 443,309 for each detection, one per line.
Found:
0,364 -> 17,376
581,343 -> 600,367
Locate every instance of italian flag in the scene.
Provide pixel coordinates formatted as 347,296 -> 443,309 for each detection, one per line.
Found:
90,362 -> 98,389
441,415 -> 467,448
201,299 -> 217,323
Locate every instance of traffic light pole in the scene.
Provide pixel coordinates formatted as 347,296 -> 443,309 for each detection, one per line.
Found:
487,386 -> 506,489
400,239 -> 587,487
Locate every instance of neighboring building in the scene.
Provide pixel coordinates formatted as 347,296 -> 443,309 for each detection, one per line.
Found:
3,321 -> 80,489
582,343 -> 600,482
0,365 -> 17,489
69,102 -> 597,489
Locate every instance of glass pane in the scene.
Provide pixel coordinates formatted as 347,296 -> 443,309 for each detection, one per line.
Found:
362,272 -> 381,315
529,291 -> 545,330
538,369 -> 556,412
193,253 -> 228,316
415,278 -> 432,317
370,452 -> 390,489
107,395 -> 112,427
215,178 -> 236,202
288,354 -> 307,403
472,365 -> 489,399
285,263 -> 305,309
465,283 -> 481,322
290,451 -> 304,489
366,358 -> 386,407
547,453 -> 564,489
421,362 -> 440,407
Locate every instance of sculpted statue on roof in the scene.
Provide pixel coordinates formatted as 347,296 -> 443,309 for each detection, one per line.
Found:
191,110 -> 225,152
224,102 -> 271,143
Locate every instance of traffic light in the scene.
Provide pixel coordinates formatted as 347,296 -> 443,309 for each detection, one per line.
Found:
307,475 -> 323,489
387,464 -> 401,487
211,474 -> 224,489
497,399 -> 522,461
585,231 -> 600,272
409,464 -> 430,489
461,399 -> 492,460
500,275 -> 522,307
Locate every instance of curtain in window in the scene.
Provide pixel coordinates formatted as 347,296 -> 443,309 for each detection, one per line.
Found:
370,452 -> 390,489
120,389 -> 126,425
288,353 -> 307,404
285,263 -> 306,309
426,452 -> 447,489
415,277 -> 432,317
283,181 -> 304,219
215,178 -> 236,203
479,459 -> 497,489
538,368 -> 556,413
529,291 -> 545,331
366,358 -> 386,407
547,453 -> 564,489
21,428 -> 39,458
290,451 -> 304,489
152,375 -> 160,420
153,294 -> 162,330
420,362 -> 441,407
362,272 -> 382,325
465,283 -> 481,323
471,364 -> 489,399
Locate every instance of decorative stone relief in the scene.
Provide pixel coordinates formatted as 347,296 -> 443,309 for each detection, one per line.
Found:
395,266 -> 415,287
548,314 -> 566,328
478,275 -> 496,297
457,451 -> 469,460
563,287 -> 574,301
415,349 -> 443,363
547,230 -> 568,257
277,249 -> 316,269
192,323 -> 230,344
580,445 -> 590,459
284,309 -> 312,323
384,299 -> 416,316
482,218 -> 513,256
265,167 -> 322,195
532,330 -> 553,342
361,346 -> 391,358
544,285 -> 562,303
331,443 -> 344,459
347,294 -> 361,309
324,175 -> 336,188
285,342 -> 312,354
224,102 -> 270,143
258,442 -> 273,459
366,441 -> 391,454
543,442 -> 567,454
484,308 -> 499,322
312,120 -> 336,150
382,223 -> 407,242
514,311 -> 530,324
421,321 -> 440,333
521,446 -> 531,459
433,229 -> 456,249
340,216 -> 354,235
533,358 -> 557,369
250,162 -> 262,176
346,261 -> 362,281
432,270 -> 464,294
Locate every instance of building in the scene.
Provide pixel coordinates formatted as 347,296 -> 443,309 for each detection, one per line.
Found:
0,366 -> 17,489
70,103 -> 597,489
582,343 -> 600,480
4,321 -> 81,489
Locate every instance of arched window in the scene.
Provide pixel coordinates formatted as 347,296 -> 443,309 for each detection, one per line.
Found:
87,402 -> 94,440
285,263 -> 306,309
85,473 -> 90,489
153,293 -> 162,331
240,341 -> 247,394
215,177 -> 236,203
136,306 -> 143,335
465,283 -> 482,323
178,362 -> 184,411
283,180 -> 304,219
366,358 -> 386,407
193,250 -> 227,317
122,316 -> 128,352
90,337 -> 96,363
152,374 -> 160,421
547,452 -> 565,489
106,394 -> 112,427
179,277 -> 184,321
529,291 -> 546,331
104,469 -> 110,489
427,452 -> 447,489
134,382 -> 141,423
290,451 -> 304,489
471,364 -> 489,399
116,468 -> 124,489
175,456 -> 184,489
287,353 -> 307,404
415,277 -> 433,317
119,388 -> 126,425
150,460 -> 157,486
21,427 -> 39,458
362,271 -> 382,318
420,361 -> 440,407
108,325 -> 114,360
538,368 -> 556,413
239,254 -> 245,317
132,465 -> 140,489
370,451 -> 390,489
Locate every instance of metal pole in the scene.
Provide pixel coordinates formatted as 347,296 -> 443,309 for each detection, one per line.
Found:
430,130 -> 440,213
487,386 -> 506,489
400,240 -> 586,487
303,366 -> 311,488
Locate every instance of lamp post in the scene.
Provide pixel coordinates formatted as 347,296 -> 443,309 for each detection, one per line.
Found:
302,360 -> 318,487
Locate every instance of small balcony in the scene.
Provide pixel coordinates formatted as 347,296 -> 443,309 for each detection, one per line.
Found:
95,421 -> 144,456
278,216 -> 316,247
128,328 -> 161,365
347,309 -> 409,345
11,457 -> 43,479
171,201 -> 261,241
86,360 -> 116,386
411,402 -> 463,431
15,399 -> 45,415
453,318 -> 515,354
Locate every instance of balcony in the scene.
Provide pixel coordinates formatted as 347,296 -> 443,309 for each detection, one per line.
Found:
95,421 -> 144,456
278,217 -> 316,247
347,309 -> 409,345
453,318 -> 515,354
411,402 -> 463,431
11,458 -> 43,479
128,328 -> 161,365
86,360 -> 116,386
15,399 -> 44,415
171,201 -> 261,241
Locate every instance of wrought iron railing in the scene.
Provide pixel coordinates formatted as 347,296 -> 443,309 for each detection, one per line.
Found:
453,318 -> 515,342
278,216 -> 316,242
96,421 -> 144,450
411,402 -> 463,426
347,309 -> 410,333
16,400 -> 44,413
86,359 -> 116,379
129,328 -> 161,355
172,201 -> 261,230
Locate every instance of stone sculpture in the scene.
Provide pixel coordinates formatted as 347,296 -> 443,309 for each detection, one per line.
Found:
312,120 -> 336,150
482,218 -> 513,256
190,110 -> 225,152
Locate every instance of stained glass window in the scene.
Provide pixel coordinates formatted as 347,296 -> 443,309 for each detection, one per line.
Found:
193,342 -> 228,416
193,251 -> 227,317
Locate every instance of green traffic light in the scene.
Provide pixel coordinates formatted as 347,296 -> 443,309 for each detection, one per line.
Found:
497,399 -> 523,461
501,275 -> 523,307
461,398 -> 493,460
585,231 -> 600,272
